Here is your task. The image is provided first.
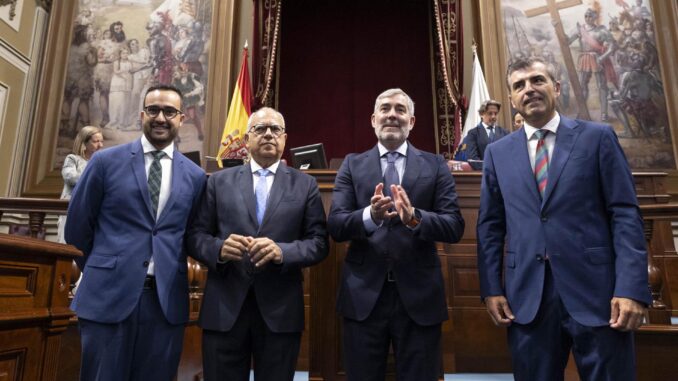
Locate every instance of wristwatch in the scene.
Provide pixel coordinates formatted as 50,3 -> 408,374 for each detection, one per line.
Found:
405,209 -> 421,228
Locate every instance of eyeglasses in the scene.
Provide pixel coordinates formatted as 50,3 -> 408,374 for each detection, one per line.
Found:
249,124 -> 285,137
143,106 -> 183,119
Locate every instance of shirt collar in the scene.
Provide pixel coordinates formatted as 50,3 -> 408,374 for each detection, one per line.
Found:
377,141 -> 408,157
141,134 -> 174,159
482,122 -> 494,129
524,112 -> 560,140
251,159 -> 281,174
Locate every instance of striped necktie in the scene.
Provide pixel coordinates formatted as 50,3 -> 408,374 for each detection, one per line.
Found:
148,150 -> 165,218
534,129 -> 549,198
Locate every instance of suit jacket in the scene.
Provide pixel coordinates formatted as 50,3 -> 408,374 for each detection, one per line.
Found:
186,162 -> 328,333
65,139 -> 206,325
477,116 -> 652,327
466,122 -> 509,160
328,143 -> 465,326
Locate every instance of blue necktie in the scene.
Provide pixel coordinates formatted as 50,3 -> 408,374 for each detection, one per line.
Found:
255,169 -> 270,225
488,126 -> 495,142
383,152 -> 400,198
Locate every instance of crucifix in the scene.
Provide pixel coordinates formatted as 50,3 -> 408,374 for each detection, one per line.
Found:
525,0 -> 591,120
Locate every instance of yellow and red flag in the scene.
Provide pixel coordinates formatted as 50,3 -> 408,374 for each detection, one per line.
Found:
216,46 -> 252,166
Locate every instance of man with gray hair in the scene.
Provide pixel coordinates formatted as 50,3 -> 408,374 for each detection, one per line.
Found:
465,99 -> 509,161
328,88 -> 465,380
187,107 -> 329,381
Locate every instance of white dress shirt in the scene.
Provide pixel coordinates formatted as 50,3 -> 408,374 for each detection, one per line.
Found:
250,159 -> 281,194
141,135 -> 174,275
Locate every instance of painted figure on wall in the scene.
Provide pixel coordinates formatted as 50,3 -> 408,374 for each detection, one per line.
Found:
55,0 -> 212,169
502,0 -> 673,169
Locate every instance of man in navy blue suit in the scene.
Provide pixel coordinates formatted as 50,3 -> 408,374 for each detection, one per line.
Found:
187,107 -> 328,381
66,85 -> 206,381
328,88 -> 465,381
465,100 -> 509,160
477,57 -> 650,381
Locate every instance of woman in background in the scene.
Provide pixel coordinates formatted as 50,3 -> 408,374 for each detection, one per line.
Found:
57,126 -> 104,243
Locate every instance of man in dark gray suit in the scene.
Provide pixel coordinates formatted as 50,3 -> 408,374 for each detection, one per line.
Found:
187,107 -> 328,381
465,99 -> 509,160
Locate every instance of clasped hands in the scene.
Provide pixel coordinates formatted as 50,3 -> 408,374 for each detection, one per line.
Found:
370,183 -> 414,225
220,234 -> 282,267
484,295 -> 646,331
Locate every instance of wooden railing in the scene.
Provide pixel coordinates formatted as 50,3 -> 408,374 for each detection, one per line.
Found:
2,193 -> 678,380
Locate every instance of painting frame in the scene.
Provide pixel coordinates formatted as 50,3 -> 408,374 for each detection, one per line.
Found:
22,0 -> 241,196
478,0 -> 678,176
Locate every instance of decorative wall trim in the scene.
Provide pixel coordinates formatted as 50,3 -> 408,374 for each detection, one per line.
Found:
9,7 -> 47,196
0,37 -> 29,72
0,83 -> 8,131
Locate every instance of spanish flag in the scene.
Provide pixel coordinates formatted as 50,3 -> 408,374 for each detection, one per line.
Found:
216,45 -> 252,167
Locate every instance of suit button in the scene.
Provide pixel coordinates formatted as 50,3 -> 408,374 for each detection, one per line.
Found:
143,261 -> 149,267
540,215 -> 548,222
536,255 -> 543,262
152,229 -> 158,236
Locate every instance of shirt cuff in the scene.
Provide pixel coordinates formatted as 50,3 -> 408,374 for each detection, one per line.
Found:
363,206 -> 382,233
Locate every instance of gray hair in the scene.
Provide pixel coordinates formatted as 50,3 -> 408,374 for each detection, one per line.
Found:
373,88 -> 415,115
478,99 -> 501,114
247,107 -> 286,129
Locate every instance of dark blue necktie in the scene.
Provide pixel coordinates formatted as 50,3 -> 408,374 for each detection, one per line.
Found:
383,152 -> 400,198
488,126 -> 495,142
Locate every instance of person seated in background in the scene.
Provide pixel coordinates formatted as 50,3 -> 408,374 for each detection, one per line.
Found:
57,125 -> 104,244
465,100 -> 509,160
513,111 -> 524,129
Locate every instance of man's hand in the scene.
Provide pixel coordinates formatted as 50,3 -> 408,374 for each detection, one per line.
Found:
610,297 -> 646,331
370,183 -> 396,223
391,185 -> 414,224
484,295 -> 515,326
220,234 -> 251,262
248,237 -> 283,267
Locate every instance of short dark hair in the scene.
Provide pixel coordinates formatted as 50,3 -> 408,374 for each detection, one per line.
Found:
506,56 -> 557,90
478,100 -> 501,114
143,85 -> 183,107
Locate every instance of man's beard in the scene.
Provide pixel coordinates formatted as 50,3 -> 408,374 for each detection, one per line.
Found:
111,30 -> 126,43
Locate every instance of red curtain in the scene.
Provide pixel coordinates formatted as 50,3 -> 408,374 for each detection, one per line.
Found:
277,0 -> 435,162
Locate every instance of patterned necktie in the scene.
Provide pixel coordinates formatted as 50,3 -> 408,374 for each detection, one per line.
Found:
383,152 -> 400,198
488,126 -> 495,142
148,150 -> 165,218
255,169 -> 270,225
534,129 -> 549,198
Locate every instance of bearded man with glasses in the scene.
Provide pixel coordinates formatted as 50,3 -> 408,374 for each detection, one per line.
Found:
187,107 -> 329,381
66,84 -> 206,381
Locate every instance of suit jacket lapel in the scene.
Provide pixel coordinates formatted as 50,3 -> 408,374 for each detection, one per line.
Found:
401,143 -> 421,191
156,150 -> 183,225
477,123 -> 489,145
238,163 -> 258,227
510,129 -> 541,203
261,162 -> 289,227
542,117 -> 581,207
130,140 -> 155,219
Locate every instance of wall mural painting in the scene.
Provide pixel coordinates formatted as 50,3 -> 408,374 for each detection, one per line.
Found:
501,0 -> 674,169
54,0 -> 212,168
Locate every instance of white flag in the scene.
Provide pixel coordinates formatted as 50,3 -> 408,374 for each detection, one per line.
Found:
462,52 -> 490,139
